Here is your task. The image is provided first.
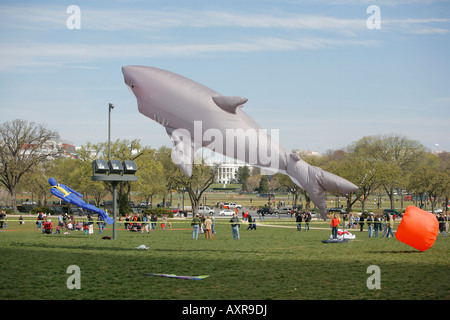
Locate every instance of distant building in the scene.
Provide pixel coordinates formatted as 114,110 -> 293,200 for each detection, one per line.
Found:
207,160 -> 251,184
61,140 -> 78,158
293,149 -> 320,157
22,139 -> 78,160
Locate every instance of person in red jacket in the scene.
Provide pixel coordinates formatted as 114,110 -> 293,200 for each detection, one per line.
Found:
42,219 -> 53,234
331,214 -> 340,239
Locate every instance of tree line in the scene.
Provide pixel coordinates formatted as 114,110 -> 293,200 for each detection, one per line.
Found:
1,119 -> 449,215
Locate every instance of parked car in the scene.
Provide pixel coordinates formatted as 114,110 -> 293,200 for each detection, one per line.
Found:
257,207 -> 279,215
278,207 -> 293,214
383,209 -> 401,217
327,207 -> 346,214
157,201 -> 171,207
101,201 -> 114,207
139,201 -> 151,207
229,202 -> 242,209
198,206 -> 214,215
219,209 -> 234,216
223,202 -> 242,209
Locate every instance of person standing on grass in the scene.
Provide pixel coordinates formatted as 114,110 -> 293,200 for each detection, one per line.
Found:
437,213 -> 447,237
331,214 -> 340,239
367,213 -> 374,237
349,213 -> 354,229
211,216 -> 216,235
204,215 -> 213,239
296,212 -> 302,231
97,215 -> 105,235
0,210 -> 5,229
230,213 -> 240,240
359,215 -> 365,232
247,214 -> 256,231
304,212 -> 311,231
161,214 -> 167,231
386,214 -> 395,238
150,214 -> 157,231
191,214 -> 201,240
373,214 -> 381,238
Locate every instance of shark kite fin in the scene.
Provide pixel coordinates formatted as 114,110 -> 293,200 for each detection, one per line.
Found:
212,96 -> 248,114
290,153 -> 301,161
166,127 -> 200,177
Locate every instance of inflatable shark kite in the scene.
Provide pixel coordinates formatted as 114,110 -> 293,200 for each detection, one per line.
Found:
122,66 -> 358,220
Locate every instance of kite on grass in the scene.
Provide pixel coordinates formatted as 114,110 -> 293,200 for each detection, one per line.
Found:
48,177 -> 114,224
145,273 -> 210,280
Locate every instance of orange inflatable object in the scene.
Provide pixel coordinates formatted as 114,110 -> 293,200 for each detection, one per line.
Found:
396,206 -> 439,251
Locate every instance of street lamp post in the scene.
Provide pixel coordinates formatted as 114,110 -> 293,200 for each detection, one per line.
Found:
91,171 -> 137,240
108,103 -> 114,162
91,103 -> 138,240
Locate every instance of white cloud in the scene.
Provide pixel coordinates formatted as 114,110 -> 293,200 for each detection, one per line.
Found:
1,3 -> 448,34
0,37 -> 380,71
0,6 -> 377,32
383,18 -> 450,34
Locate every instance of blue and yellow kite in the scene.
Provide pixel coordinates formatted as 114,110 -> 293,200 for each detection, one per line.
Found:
48,177 -> 113,224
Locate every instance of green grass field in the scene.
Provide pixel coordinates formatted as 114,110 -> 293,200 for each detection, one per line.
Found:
0,216 -> 448,300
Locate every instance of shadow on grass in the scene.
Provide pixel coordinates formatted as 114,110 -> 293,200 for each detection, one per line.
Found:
13,242 -> 270,255
153,248 -> 261,254
367,250 -> 421,254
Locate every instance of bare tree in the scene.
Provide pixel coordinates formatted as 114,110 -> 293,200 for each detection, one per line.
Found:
170,156 -> 218,216
0,119 -> 61,212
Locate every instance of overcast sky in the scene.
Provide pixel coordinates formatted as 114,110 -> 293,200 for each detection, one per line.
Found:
1,0 -> 449,155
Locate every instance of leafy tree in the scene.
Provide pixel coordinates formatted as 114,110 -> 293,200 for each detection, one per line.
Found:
118,193 -> 131,216
135,148 -> 165,208
155,146 -> 181,207
19,162 -> 52,206
349,134 -> 427,209
245,174 -> 261,192
258,175 -> 269,194
236,165 -> 251,191
408,153 -> 450,212
275,173 -> 302,207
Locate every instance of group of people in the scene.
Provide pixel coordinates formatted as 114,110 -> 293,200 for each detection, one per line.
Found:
32,206 -> 448,241
241,210 -> 257,230
37,212 -> 107,235
191,213 -> 216,240
366,213 -> 396,238
437,212 -> 449,237
191,211 -> 260,240
330,213 -> 399,239
344,212 -> 397,235
295,212 -> 312,231
121,213 -> 167,233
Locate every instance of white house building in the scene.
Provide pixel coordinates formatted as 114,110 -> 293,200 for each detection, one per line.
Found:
207,160 -> 251,184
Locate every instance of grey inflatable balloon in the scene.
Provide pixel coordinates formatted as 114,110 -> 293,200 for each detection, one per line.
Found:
122,66 -> 358,220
